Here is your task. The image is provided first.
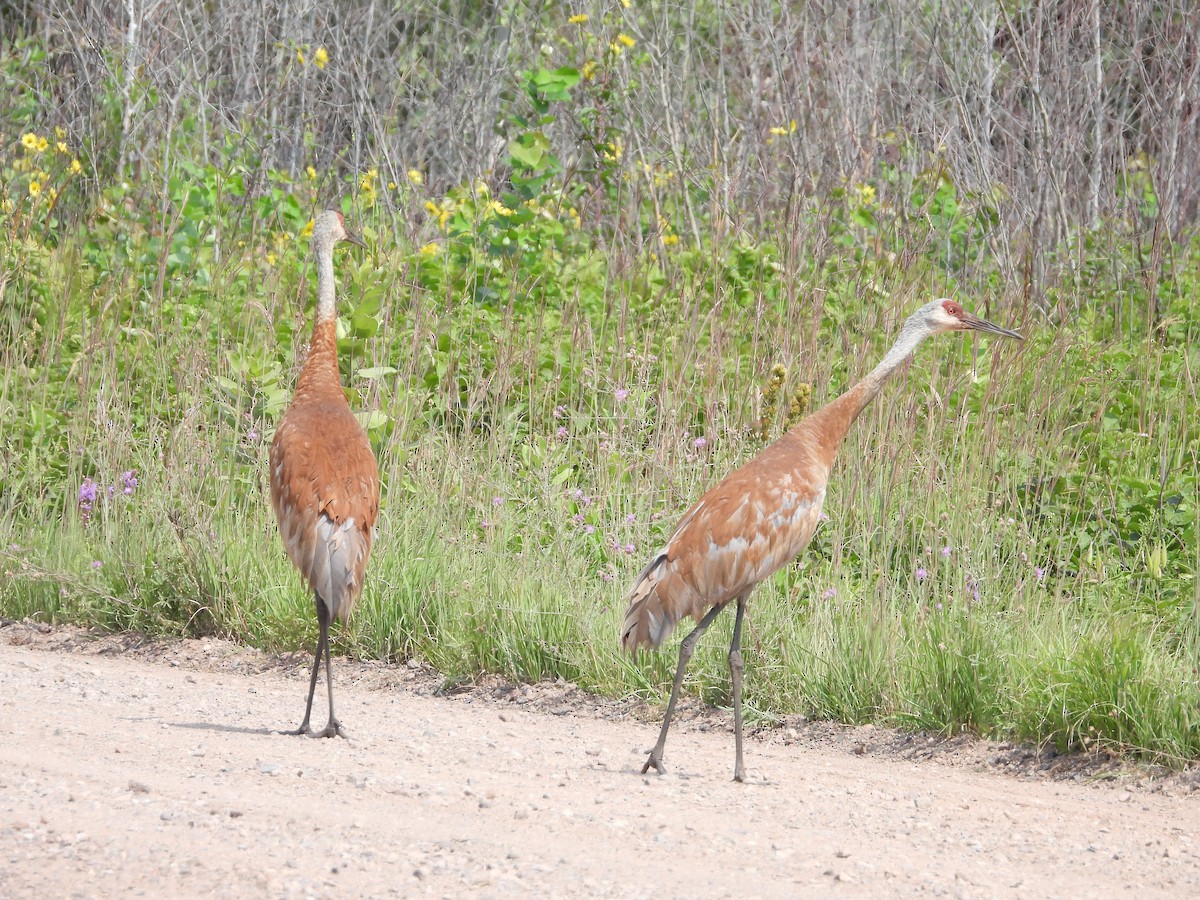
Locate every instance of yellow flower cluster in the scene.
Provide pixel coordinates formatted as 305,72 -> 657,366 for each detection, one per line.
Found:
6,130 -> 82,209
424,199 -> 455,230
359,168 -> 379,206
610,33 -> 636,54
657,215 -> 679,246
297,46 -> 330,69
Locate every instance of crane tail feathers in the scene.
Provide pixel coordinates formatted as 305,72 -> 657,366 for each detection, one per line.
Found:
619,554 -> 683,654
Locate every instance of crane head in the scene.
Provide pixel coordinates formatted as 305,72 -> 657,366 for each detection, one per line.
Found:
925,298 -> 1022,340
313,209 -> 366,250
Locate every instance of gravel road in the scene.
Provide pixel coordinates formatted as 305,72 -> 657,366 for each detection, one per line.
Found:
1,621 -> 1197,898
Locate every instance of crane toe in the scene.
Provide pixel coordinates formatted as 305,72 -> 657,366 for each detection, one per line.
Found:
641,753 -> 666,775
310,719 -> 348,740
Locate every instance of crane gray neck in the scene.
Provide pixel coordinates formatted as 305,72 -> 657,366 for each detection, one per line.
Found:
314,236 -> 337,324
852,315 -> 932,410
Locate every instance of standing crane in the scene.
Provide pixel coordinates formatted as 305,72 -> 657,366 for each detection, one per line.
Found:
621,298 -> 1022,781
269,210 -> 379,739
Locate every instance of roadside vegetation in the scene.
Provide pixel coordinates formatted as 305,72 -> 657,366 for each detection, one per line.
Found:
2,1 -> 1197,764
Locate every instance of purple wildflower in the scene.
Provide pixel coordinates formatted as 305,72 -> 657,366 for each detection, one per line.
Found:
584,524 -> 595,535
90,560 -> 102,569
78,477 -> 98,522
107,485 -> 116,501
1034,566 -> 1045,581
624,513 -> 636,524
480,519 -> 491,529
601,571 -> 613,583
818,512 -> 830,522
624,543 -> 635,554
614,388 -> 629,402
940,546 -> 952,557
553,405 -> 568,419
121,470 -> 138,496
693,436 -> 708,449
915,567 -> 928,581
556,426 -> 569,440
821,587 -> 836,600
492,496 -> 504,507
965,574 -> 980,603
247,428 -> 261,444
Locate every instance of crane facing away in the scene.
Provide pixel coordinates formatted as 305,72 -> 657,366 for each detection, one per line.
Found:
269,210 -> 379,739
621,298 -> 1022,781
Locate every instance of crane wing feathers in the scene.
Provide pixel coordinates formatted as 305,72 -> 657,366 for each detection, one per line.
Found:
621,450 -> 828,653
270,402 -> 379,621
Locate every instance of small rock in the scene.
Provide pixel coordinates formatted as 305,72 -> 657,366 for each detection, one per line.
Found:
1118,792 -> 1132,803
128,781 -> 151,795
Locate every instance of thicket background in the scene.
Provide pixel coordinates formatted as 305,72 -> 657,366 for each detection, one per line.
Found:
2,1 -> 1198,762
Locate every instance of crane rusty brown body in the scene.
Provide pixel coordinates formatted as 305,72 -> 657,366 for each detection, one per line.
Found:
621,299 -> 1022,781
269,210 -> 378,739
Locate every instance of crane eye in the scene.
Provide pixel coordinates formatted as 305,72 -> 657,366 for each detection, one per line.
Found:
942,302 -> 962,317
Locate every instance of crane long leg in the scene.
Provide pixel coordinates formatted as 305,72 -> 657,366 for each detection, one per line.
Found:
285,593 -> 325,736
642,601 -> 726,775
315,603 -> 347,739
728,592 -> 749,783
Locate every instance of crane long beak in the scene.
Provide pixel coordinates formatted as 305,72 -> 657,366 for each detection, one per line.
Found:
961,312 -> 1023,340
344,231 -> 366,249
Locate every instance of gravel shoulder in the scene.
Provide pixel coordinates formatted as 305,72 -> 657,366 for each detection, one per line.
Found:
1,620 -> 1197,898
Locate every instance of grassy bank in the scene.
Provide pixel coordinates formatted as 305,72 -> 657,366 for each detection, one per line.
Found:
2,8 -> 1199,764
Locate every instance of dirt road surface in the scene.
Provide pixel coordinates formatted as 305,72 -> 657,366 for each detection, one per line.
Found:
1,621 -> 1197,898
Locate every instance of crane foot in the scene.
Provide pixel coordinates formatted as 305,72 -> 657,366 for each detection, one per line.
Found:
310,719 -> 349,740
641,753 -> 666,775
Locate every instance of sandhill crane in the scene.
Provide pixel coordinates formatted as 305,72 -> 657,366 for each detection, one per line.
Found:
269,210 -> 378,739
621,298 -> 1022,781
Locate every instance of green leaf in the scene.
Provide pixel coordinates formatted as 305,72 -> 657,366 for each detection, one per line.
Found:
356,366 -> 398,380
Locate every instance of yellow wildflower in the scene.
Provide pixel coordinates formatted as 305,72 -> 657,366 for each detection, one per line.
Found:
1,198 -> 13,213
267,252 -> 277,266
856,183 -> 876,204
48,186 -> 57,201
56,141 -> 68,154
70,159 -> 82,174
388,181 -> 396,190
417,242 -> 440,257
301,219 -> 315,237
296,49 -> 305,64
407,168 -> 423,185
602,139 -> 622,161
28,180 -> 41,196
424,200 -> 440,215
621,0 -> 631,6
475,179 -> 490,197
306,165 -> 317,180
35,136 -> 47,152
314,47 -> 329,69
54,126 -> 66,139
568,13 -> 588,24
489,200 -> 515,216
581,59 -> 597,80
662,233 -> 679,246
617,33 -> 636,47
20,132 -> 36,150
